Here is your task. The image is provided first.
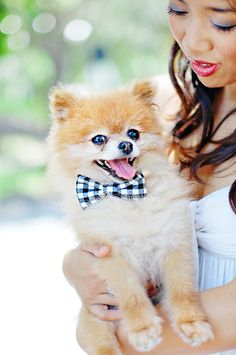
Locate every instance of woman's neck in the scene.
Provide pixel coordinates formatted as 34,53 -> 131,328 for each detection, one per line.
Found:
216,82 -> 236,116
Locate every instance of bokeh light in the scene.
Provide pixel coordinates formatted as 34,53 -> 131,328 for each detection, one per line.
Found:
63,19 -> 93,42
32,13 -> 56,34
7,30 -> 31,50
0,14 -> 22,35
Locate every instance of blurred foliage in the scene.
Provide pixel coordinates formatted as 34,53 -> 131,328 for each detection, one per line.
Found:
0,0 -> 172,205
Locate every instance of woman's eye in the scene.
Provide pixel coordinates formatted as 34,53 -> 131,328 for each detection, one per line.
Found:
167,6 -> 187,17
127,129 -> 140,141
91,135 -> 107,145
211,22 -> 236,33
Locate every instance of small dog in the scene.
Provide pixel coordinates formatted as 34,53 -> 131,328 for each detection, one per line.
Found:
47,81 -> 213,354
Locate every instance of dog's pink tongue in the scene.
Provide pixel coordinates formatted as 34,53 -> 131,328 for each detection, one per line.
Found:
109,159 -> 136,180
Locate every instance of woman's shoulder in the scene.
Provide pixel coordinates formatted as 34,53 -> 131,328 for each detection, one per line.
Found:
150,73 -> 181,135
151,74 -> 181,118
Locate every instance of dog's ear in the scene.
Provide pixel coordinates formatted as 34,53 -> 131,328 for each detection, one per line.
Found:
49,85 -> 79,122
132,80 -> 157,106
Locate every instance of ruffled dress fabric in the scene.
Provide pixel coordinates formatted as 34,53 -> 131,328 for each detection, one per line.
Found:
191,186 -> 236,355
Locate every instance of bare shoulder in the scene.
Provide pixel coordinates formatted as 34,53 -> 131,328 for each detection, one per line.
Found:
150,73 -> 181,135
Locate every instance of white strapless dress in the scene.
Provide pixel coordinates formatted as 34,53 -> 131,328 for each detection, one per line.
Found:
191,186 -> 236,355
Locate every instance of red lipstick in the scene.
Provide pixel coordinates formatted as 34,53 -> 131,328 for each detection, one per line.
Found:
190,59 -> 221,77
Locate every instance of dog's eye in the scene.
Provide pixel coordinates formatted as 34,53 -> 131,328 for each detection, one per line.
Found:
91,135 -> 107,145
127,129 -> 140,141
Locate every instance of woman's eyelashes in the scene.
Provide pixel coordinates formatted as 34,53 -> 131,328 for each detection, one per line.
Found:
211,22 -> 236,33
167,6 -> 187,17
167,6 -> 236,33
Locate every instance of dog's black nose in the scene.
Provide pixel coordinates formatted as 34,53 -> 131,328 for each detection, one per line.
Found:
118,141 -> 133,155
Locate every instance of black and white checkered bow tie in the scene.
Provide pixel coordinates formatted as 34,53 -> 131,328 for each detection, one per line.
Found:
76,173 -> 147,209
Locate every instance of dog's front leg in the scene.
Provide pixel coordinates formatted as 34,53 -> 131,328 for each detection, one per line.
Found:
96,247 -> 163,352
161,248 -> 214,346
77,305 -> 121,355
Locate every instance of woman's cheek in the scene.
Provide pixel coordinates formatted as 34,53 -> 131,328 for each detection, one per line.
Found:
168,18 -> 182,42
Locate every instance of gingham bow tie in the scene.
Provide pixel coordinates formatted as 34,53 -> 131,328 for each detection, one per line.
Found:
76,173 -> 147,209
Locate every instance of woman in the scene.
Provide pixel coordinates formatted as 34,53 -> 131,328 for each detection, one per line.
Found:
63,0 -> 236,353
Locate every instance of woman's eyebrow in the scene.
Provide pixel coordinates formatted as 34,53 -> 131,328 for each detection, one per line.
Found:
207,7 -> 236,13
175,0 -> 235,13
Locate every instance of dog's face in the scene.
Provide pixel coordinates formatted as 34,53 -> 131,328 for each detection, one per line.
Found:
49,81 -> 161,181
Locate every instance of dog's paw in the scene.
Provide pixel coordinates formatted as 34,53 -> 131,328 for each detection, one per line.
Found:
175,320 -> 214,347
127,316 -> 163,352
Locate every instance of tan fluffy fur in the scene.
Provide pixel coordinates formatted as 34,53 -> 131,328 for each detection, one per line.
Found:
47,81 -> 213,354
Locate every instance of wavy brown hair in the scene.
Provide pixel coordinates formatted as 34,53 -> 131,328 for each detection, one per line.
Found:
169,41 -> 236,181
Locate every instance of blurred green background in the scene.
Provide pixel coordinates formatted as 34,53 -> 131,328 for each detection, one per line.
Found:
0,0 -> 171,221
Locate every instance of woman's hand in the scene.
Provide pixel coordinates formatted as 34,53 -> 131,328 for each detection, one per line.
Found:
62,243 -> 123,321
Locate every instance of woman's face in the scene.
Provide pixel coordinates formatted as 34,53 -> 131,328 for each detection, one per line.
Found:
168,0 -> 236,89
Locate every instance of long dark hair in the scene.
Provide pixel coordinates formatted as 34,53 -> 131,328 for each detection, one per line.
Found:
168,41 -> 236,181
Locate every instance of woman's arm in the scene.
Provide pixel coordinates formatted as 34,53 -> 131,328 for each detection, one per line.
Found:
63,245 -> 236,353
117,278 -> 236,354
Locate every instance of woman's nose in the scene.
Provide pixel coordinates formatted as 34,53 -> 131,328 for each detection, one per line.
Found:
182,22 -> 213,56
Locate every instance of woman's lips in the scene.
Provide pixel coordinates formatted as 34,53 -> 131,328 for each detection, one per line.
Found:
190,59 -> 221,77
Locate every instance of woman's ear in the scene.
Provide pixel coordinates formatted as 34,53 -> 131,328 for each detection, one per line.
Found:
49,85 -> 79,122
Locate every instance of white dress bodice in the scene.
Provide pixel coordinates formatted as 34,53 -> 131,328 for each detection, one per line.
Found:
191,186 -> 236,355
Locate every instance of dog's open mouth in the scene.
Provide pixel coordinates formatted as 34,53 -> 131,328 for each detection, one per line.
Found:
95,158 -> 136,180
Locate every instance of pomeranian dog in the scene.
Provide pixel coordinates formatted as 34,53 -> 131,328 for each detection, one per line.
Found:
47,81 -> 213,354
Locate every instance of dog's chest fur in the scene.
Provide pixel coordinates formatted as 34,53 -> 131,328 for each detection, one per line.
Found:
68,157 -> 192,283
